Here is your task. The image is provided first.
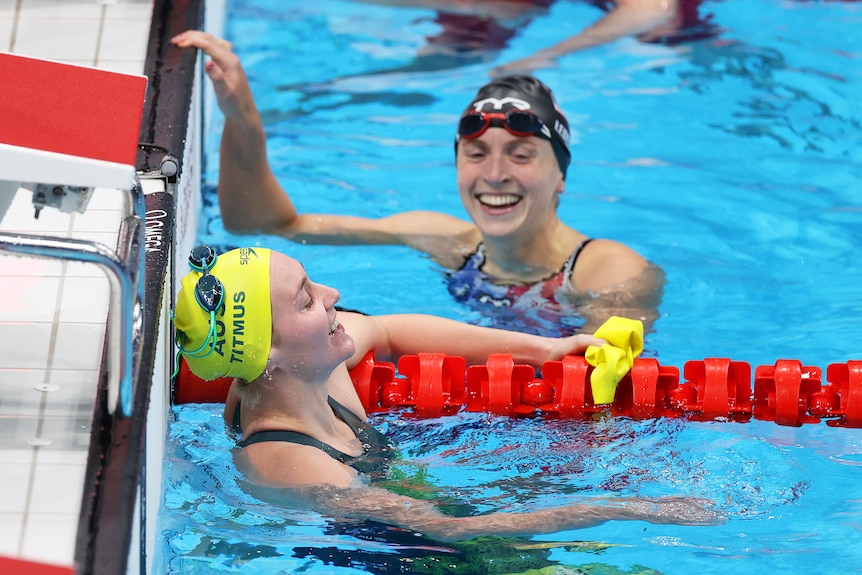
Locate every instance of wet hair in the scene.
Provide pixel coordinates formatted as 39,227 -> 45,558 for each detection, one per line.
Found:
456,75 -> 571,178
234,376 -> 266,409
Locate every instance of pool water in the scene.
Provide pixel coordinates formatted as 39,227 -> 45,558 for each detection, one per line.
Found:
157,0 -> 862,573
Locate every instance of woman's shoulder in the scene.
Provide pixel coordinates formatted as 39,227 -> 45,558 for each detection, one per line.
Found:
578,238 -> 641,258
569,238 -> 651,292
236,440 -> 357,488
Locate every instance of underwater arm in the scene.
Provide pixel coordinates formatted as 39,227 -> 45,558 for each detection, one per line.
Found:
492,0 -> 678,75
303,486 -> 720,542
353,0 -> 541,19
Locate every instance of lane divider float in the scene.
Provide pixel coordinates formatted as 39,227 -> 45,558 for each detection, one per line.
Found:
174,353 -> 862,428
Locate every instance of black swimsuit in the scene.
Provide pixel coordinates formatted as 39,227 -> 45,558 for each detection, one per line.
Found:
233,397 -> 395,477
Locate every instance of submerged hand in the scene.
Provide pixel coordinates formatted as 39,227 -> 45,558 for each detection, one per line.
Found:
606,496 -> 724,526
170,30 -> 258,122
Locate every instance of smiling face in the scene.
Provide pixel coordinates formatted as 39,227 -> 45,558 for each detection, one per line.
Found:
268,253 -> 354,379
456,127 -> 565,240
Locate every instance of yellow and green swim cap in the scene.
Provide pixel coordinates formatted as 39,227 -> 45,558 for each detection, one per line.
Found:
174,247 -> 272,381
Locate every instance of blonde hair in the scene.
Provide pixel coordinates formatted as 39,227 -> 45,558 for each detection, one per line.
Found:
233,377 -> 267,409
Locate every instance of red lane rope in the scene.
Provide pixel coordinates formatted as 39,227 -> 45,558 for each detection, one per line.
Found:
174,353 -> 862,428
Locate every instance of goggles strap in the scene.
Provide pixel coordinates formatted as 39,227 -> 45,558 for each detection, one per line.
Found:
179,311 -> 219,358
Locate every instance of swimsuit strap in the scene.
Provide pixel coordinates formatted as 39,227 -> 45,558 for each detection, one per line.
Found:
563,238 -> 594,280
327,396 -> 367,434
231,396 -> 365,436
469,240 -> 593,280
475,242 -> 487,269
238,429 -> 355,464
231,399 -> 242,434
235,396 -> 381,467
454,242 -> 487,273
328,397 -> 396,463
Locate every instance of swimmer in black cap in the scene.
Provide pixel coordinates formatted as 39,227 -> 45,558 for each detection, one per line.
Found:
172,31 -> 664,337
456,74 -> 572,179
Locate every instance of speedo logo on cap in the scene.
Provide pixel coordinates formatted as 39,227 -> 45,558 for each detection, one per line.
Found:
238,247 -> 259,265
471,96 -> 532,112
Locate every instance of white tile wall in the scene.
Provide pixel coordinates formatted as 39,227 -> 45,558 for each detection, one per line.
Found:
0,0 -> 153,568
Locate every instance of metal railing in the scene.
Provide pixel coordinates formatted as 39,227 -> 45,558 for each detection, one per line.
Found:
0,176 -> 146,416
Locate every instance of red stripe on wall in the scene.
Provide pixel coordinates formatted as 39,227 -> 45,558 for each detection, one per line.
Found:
0,556 -> 75,575
0,52 -> 147,166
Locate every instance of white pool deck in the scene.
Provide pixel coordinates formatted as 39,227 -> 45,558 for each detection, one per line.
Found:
0,0 -> 154,568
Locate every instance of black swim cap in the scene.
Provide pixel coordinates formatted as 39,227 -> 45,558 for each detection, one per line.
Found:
455,75 -> 571,178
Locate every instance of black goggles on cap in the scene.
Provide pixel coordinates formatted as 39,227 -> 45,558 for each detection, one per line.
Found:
188,244 -> 224,314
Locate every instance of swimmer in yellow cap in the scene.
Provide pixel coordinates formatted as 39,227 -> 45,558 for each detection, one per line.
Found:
172,245 -> 720,541
174,245 -> 272,383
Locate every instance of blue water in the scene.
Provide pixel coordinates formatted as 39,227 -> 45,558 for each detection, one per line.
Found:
159,0 -> 862,573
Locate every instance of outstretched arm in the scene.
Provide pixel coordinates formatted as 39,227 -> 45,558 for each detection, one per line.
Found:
170,31 -> 476,263
354,0 -> 542,20
491,0 -> 678,75
265,483 -> 720,542
339,311 -> 605,369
